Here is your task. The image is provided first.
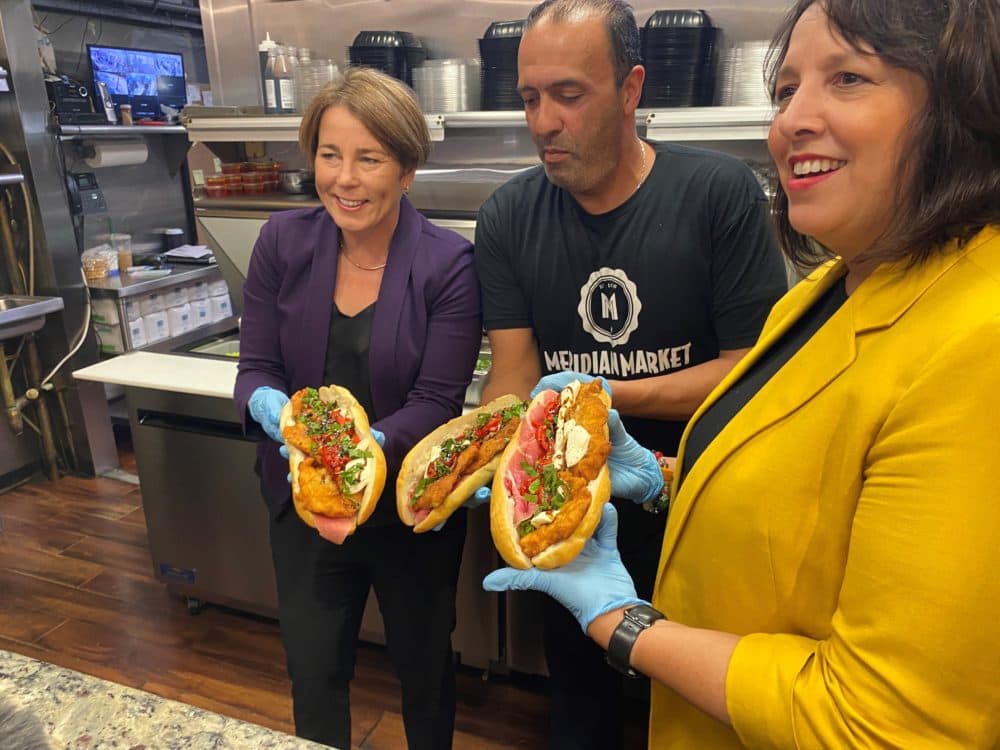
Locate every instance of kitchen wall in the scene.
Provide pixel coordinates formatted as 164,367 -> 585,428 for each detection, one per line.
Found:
33,9 -> 207,252
203,0 -> 793,108
34,9 -> 208,94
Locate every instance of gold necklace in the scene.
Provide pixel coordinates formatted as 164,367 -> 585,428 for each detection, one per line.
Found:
339,237 -> 387,271
634,138 -> 648,195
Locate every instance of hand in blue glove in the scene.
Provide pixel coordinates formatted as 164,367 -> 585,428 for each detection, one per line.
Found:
467,486 -> 491,508
248,386 -> 288,444
483,503 -> 646,632
370,428 -> 386,448
530,371 -> 612,399
432,486 -> 491,531
607,408 -> 663,504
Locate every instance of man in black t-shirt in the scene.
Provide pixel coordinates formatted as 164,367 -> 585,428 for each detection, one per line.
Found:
475,2 -> 787,748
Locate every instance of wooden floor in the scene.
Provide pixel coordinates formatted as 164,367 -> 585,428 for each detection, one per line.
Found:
0,442 -> 556,749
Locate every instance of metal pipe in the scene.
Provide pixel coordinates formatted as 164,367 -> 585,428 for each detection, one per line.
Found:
24,336 -> 60,481
54,386 -> 79,471
0,342 -> 23,434
0,194 -> 25,296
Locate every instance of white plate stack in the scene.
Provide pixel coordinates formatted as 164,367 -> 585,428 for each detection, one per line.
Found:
717,40 -> 773,107
412,59 -> 481,113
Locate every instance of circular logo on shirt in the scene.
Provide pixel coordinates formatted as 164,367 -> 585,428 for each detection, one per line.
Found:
577,267 -> 642,347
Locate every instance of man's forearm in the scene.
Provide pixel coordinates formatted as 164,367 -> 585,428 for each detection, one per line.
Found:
609,351 -> 747,420
480,368 -> 537,404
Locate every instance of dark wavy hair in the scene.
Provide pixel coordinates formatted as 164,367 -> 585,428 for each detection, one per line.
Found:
766,0 -> 1000,270
526,0 -> 641,87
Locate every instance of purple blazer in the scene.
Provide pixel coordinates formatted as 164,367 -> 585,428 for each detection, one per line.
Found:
234,198 -> 482,517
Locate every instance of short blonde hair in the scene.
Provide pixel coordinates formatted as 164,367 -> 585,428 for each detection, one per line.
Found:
299,67 -> 431,172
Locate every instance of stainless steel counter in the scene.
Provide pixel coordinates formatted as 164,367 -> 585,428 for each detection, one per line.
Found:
87,264 -> 224,299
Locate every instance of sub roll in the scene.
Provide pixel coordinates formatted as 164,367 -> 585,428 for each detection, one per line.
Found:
490,380 -> 611,569
398,395 -> 526,532
280,384 -> 386,544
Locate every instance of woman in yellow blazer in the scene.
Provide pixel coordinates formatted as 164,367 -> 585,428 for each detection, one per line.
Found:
485,0 -> 1000,747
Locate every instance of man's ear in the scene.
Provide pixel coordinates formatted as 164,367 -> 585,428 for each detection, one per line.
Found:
622,64 -> 645,114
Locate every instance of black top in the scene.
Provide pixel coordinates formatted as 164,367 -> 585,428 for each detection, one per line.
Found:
475,141 -> 788,455
681,277 -> 849,481
322,301 -> 395,526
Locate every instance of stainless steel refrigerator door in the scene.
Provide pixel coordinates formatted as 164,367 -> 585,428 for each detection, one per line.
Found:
128,387 -> 279,616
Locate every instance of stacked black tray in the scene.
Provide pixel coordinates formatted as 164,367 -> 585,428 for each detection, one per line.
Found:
640,10 -> 719,108
478,20 -> 525,110
348,31 -> 426,87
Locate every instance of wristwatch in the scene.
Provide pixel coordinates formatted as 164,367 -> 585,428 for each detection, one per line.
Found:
606,604 -> 666,678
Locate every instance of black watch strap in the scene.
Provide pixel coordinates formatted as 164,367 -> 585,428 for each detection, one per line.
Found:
606,604 -> 665,678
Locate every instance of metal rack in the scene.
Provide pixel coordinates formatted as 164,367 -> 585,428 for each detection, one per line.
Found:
184,105 -> 774,144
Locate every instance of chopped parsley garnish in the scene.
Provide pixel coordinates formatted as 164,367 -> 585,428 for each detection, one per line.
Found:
410,401 -> 526,505
299,388 -> 372,494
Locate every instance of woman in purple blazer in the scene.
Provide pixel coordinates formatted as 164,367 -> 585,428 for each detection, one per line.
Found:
233,68 -> 481,750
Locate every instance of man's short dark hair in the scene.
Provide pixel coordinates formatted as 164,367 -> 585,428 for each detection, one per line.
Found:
526,0 -> 641,87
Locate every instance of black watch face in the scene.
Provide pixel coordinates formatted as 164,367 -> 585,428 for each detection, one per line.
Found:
626,605 -> 663,627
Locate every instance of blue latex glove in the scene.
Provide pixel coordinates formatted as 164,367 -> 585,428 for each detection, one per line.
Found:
432,486 -> 491,531
248,386 -> 288,443
530,371 -> 613,399
370,428 -> 386,447
483,504 -> 646,632
607,408 -> 663,504
469,486 -> 491,507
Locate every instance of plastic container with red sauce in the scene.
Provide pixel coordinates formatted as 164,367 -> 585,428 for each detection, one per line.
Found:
205,175 -> 228,198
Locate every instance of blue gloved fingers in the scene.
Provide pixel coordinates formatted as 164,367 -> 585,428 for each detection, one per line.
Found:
606,409 -> 664,504
279,444 -> 288,459
370,427 -> 386,447
473,486 -> 491,505
248,386 -> 289,444
591,503 -> 621,552
483,566 -> 539,593
530,371 -> 591,398
432,520 -> 446,532
607,408 -> 628,444
286,472 -> 291,484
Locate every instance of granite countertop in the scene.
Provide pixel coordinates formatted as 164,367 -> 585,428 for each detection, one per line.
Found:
0,650 -> 330,749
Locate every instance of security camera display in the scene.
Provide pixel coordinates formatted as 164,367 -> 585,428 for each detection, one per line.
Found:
88,44 -> 186,119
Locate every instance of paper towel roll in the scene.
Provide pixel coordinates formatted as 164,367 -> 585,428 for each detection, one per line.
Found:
83,139 -> 148,168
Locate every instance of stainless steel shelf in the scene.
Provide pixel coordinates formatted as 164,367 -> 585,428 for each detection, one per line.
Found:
194,194 -> 320,212
87,264 -> 224,299
643,105 -> 774,142
58,124 -> 188,139
184,106 -> 774,144
184,115 -> 302,142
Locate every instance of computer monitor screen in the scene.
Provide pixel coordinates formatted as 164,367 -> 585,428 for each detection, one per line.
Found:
88,44 -> 186,120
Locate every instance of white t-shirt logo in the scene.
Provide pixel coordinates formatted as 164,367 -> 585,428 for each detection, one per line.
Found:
577,267 -> 642,347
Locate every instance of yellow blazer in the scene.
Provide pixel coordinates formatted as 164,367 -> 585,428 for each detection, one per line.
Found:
650,226 -> 1000,749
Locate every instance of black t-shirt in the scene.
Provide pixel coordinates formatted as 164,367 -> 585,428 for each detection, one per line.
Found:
475,141 -> 788,454
322,301 -> 397,526
682,277 -> 849,480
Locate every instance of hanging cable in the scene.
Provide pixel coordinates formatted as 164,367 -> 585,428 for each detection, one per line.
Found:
40,268 -> 92,388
